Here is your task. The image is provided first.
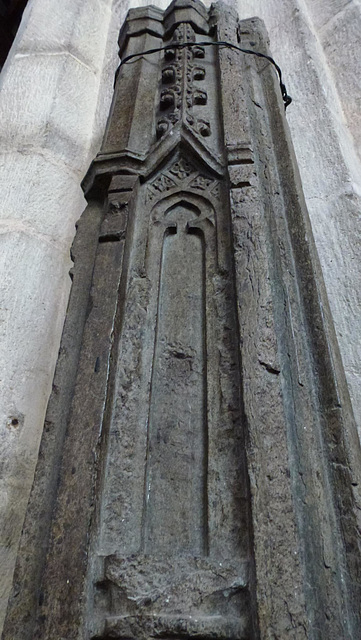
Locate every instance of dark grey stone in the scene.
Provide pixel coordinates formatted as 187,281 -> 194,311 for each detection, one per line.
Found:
3,1 -> 361,639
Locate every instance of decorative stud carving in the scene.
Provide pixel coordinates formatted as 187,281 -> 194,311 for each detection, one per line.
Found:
193,67 -> 206,80
156,23 -> 211,141
164,48 -> 176,61
162,67 -> 176,83
160,90 -> 175,109
156,118 -> 170,139
198,118 -> 211,137
193,45 -> 205,58
193,89 -> 207,105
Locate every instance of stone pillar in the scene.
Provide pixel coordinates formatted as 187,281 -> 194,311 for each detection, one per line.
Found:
1,0 -> 361,636
3,2 -> 361,638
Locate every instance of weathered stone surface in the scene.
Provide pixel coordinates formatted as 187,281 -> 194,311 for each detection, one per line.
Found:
5,2 -> 359,640
2,3 -> 361,637
16,0 -> 113,70
2,1 -> 361,640
2,2 -> 361,636
0,151 -> 85,240
215,12 -> 309,635
303,0 -> 351,30
318,2 -> 361,156
239,27 -> 361,633
236,0 -> 361,439
0,54 -> 101,173
99,554 -> 249,639
101,30 -> 163,156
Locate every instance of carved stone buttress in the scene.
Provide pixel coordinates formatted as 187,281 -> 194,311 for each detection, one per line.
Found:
3,1 -> 361,639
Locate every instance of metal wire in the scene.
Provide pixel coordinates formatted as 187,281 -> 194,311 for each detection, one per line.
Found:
119,40 -> 292,110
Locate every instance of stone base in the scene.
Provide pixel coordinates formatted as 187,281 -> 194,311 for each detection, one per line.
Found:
101,613 -> 249,640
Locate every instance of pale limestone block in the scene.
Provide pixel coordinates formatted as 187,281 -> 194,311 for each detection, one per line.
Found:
0,151 -> 85,243
0,231 -> 73,628
0,232 -> 72,414
15,0 -> 112,73
320,3 -> 361,156
0,54 -> 100,172
303,0 -> 351,31
344,370 -> 361,429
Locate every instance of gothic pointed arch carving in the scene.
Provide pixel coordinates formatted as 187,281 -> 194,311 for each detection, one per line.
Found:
93,171 -> 250,637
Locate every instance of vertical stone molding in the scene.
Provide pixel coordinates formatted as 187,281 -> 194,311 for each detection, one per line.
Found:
3,2 -> 361,639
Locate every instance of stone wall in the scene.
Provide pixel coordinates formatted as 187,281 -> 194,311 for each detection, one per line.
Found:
0,0 -> 360,633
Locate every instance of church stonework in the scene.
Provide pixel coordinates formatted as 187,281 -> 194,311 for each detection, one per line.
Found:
3,1 -> 361,639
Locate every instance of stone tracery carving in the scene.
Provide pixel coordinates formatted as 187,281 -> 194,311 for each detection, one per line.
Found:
168,157 -> 194,178
147,157 -> 220,203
